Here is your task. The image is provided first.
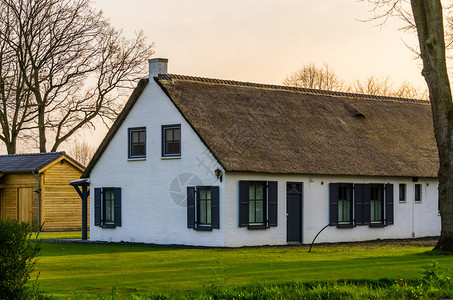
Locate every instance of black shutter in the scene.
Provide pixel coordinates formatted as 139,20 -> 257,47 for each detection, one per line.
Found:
363,184 -> 371,225
329,183 -> 338,225
114,187 -> 122,226
267,181 -> 278,227
187,186 -> 195,228
94,188 -> 101,226
211,186 -> 220,229
239,181 -> 249,227
354,184 -> 364,225
385,184 -> 394,225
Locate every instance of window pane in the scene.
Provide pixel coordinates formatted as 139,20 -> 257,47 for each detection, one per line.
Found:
104,189 -> 115,223
249,201 -> 256,223
139,131 -> 146,143
207,199 -> 211,224
371,200 -> 381,222
166,129 -> 173,141
255,200 -> 264,223
206,189 -> 211,200
173,128 -> 181,140
199,189 -> 206,200
132,131 -> 139,143
399,184 -> 406,201
200,200 -> 207,224
256,185 -> 263,200
249,185 -> 255,200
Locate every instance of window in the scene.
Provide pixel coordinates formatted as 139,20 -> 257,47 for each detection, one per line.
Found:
128,127 -> 146,158
338,184 -> 353,226
370,184 -> 384,224
239,181 -> 278,229
415,184 -> 422,202
162,125 -> 181,157
330,183 -> 393,227
94,187 -> 121,228
399,184 -> 406,202
187,186 -> 219,230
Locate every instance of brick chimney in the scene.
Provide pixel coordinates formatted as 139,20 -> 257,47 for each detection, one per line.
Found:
148,58 -> 168,78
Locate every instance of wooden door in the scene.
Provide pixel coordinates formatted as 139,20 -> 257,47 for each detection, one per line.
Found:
287,182 -> 303,243
17,187 -> 33,223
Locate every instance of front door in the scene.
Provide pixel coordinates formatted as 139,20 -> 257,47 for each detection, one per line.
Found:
287,182 -> 303,243
17,187 -> 33,224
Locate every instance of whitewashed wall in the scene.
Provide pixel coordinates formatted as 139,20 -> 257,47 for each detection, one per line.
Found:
90,79 -> 226,246
224,173 -> 440,247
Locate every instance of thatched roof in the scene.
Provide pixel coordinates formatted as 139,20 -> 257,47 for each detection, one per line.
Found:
84,74 -> 439,178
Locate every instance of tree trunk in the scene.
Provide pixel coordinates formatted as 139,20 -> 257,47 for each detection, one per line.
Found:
411,0 -> 453,251
38,103 -> 46,153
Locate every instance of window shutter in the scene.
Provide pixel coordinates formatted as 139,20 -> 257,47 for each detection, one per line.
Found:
239,181 -> 249,227
211,186 -> 220,229
354,184 -> 364,226
267,181 -> 278,227
385,184 -> 394,225
94,188 -> 101,226
114,187 -> 122,226
329,183 -> 339,225
187,187 -> 195,228
362,184 -> 371,225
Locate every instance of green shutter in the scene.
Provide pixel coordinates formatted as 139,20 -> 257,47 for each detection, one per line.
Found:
239,181 -> 249,227
267,181 -> 278,227
187,187 -> 195,228
211,186 -> 220,229
385,184 -> 394,225
329,183 -> 338,225
354,184 -> 364,225
114,188 -> 122,226
363,184 -> 371,225
94,188 -> 101,226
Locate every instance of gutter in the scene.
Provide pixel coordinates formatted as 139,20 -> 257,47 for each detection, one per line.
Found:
32,170 -> 41,226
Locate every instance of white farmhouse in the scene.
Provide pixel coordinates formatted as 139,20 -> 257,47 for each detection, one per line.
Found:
82,58 -> 441,247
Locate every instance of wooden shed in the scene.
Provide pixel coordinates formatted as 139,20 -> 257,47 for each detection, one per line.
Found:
0,152 -> 88,231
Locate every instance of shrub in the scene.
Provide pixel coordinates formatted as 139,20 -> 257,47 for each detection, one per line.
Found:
0,220 -> 41,299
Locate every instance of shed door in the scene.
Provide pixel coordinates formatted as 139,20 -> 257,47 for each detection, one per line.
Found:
17,187 -> 33,224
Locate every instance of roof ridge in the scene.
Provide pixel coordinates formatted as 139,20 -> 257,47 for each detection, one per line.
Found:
0,151 -> 66,158
160,73 -> 430,105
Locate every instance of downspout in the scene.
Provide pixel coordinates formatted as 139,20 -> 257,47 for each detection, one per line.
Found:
32,171 -> 41,227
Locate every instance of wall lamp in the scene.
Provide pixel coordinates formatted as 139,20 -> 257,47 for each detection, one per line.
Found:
215,168 -> 223,182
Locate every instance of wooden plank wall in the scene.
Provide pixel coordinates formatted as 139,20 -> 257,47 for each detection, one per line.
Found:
42,159 -> 87,231
0,174 -> 39,225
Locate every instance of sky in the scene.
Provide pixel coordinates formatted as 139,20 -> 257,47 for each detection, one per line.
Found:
93,0 -> 426,88
29,0 -> 428,153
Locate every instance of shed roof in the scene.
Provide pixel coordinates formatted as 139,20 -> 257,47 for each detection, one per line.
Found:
0,152 -> 83,173
84,74 -> 439,178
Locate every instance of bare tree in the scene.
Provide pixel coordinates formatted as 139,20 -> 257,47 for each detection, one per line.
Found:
283,63 -> 346,91
0,0 -> 154,153
366,0 -> 453,251
67,140 -> 95,167
0,7 -> 37,154
353,75 -> 428,98
284,63 -> 427,98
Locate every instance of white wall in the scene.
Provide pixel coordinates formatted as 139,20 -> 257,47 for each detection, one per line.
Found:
90,79 -> 226,246
224,172 -> 441,247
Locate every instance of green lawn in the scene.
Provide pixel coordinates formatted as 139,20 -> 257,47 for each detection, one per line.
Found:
32,231 -> 89,240
34,240 -> 453,299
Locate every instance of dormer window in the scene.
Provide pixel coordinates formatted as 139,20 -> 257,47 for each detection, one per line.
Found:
162,124 -> 181,157
128,127 -> 146,159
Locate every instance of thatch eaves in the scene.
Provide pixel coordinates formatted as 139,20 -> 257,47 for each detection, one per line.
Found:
157,74 -> 438,178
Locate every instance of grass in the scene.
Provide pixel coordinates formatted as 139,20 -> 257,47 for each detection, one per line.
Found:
32,231 -> 89,240
32,239 -> 453,299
